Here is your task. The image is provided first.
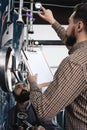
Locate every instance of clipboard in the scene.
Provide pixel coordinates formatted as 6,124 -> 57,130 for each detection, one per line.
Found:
21,48 -> 53,88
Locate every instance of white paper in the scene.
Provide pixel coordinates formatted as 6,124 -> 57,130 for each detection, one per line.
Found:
21,48 -> 53,87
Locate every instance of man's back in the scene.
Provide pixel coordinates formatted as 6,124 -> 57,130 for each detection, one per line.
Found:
65,41 -> 87,130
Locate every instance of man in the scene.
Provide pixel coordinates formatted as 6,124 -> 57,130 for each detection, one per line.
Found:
28,3 -> 87,130
7,82 -> 62,130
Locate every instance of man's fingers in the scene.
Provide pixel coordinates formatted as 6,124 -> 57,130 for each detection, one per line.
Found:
40,6 -> 46,12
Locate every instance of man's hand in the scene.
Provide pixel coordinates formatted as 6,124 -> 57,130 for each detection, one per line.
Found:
32,125 -> 46,130
28,74 -> 37,83
36,125 -> 46,130
38,6 -> 56,25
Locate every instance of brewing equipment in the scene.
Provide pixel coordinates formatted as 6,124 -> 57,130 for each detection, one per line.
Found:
0,47 -> 17,92
16,0 -> 24,23
0,0 -> 42,92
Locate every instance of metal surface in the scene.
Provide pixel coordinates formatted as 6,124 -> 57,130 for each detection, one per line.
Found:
14,0 -> 85,25
0,47 -> 16,92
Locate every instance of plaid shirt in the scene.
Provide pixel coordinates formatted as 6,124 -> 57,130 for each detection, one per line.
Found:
30,21 -> 87,130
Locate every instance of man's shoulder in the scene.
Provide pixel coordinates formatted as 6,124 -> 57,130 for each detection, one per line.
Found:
69,47 -> 87,66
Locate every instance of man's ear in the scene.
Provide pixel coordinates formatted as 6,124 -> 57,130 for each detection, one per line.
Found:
77,21 -> 83,32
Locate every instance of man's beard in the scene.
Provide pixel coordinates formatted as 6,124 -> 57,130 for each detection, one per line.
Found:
65,28 -> 77,47
13,90 -> 30,103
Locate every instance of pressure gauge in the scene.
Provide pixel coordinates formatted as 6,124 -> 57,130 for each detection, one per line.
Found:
35,2 -> 42,10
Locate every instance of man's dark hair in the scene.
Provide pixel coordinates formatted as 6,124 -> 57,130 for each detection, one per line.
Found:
73,2 -> 87,32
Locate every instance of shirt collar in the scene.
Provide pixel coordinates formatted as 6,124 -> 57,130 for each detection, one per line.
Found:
68,40 -> 87,54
